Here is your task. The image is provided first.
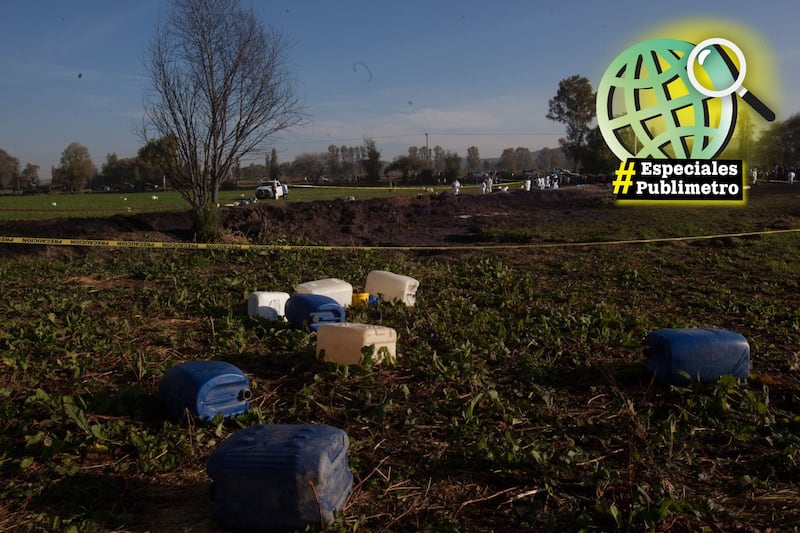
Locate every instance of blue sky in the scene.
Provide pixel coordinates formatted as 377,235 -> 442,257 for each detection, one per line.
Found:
1,0 -> 798,181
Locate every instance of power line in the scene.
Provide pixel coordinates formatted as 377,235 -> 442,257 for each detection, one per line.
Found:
280,131 -> 562,145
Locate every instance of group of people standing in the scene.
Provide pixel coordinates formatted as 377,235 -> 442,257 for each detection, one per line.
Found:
451,175 -> 495,195
451,173 -> 563,195
748,166 -> 799,185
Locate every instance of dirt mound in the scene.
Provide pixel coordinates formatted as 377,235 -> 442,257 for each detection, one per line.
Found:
0,210 -> 195,241
0,186 -> 613,254
225,186 -> 613,247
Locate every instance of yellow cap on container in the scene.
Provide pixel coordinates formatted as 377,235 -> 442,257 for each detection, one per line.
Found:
352,292 -> 370,306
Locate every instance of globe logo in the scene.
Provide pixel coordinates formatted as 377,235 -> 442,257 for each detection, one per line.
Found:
597,38 -> 746,161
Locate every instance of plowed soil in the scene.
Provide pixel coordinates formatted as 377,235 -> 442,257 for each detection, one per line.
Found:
0,186 -> 614,252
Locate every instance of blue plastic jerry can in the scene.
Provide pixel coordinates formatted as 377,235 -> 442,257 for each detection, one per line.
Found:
207,424 -> 353,532
644,327 -> 750,385
159,360 -> 251,421
284,293 -> 346,331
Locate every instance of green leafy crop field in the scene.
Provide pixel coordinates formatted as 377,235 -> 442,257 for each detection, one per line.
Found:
2,185 -> 800,531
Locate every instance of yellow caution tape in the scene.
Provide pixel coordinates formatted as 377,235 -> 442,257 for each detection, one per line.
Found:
1,228 -> 799,252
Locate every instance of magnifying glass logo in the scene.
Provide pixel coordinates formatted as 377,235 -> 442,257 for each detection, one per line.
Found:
686,37 -> 775,122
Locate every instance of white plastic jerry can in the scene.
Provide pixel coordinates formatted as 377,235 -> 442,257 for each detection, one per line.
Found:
295,278 -> 354,308
248,291 -> 290,321
364,270 -> 419,307
316,322 -> 398,365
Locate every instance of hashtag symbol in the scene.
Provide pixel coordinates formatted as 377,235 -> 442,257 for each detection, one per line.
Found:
612,161 -> 636,195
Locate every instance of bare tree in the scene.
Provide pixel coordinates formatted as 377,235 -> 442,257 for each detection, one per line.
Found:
419,146 -> 431,170
292,153 -> 327,180
535,147 -> 567,171
361,137 -> 382,181
514,147 -> 533,171
433,145 -> 445,175
339,145 -> 363,177
327,145 -> 340,176
21,163 -> 40,189
466,146 -> 481,172
142,0 -> 304,233
269,148 -> 280,180
443,152 -> 462,180
499,148 -> 517,173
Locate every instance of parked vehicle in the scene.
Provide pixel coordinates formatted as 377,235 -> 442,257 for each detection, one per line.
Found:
255,179 -> 285,199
